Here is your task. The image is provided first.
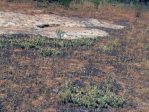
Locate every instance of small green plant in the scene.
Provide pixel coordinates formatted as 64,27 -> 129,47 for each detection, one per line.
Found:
145,45 -> 149,50
0,43 -> 2,47
7,38 -> 17,47
0,37 -> 20,47
56,29 -> 66,39
59,0 -> 72,8
100,45 -> 113,52
68,38 -> 97,47
99,38 -> 119,53
0,39 -> 4,47
0,36 -> 47,49
39,48 -> 64,57
58,80 -> 126,108
19,37 -> 46,49
48,39 -> 65,48
48,37 -> 97,48
0,35 -> 97,51
89,0 -> 101,9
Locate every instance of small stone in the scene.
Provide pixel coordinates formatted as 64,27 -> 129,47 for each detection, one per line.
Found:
53,88 -> 59,93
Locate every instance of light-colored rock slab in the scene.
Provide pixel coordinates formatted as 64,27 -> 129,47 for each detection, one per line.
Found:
0,11 -> 124,39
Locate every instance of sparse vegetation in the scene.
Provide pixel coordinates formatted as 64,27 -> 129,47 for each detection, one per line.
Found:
58,79 -> 126,108
59,0 -> 72,8
19,37 -> 46,49
0,36 -> 46,49
0,0 -> 149,112
56,29 -> 66,39
48,37 -> 98,48
99,38 -> 119,53
145,44 -> 149,50
89,0 -> 101,9
39,48 -> 64,57
0,35 -> 98,58
0,35 -> 97,49
31,0 -> 148,8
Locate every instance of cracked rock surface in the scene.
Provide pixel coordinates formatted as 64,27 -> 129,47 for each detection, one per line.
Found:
0,11 -> 124,39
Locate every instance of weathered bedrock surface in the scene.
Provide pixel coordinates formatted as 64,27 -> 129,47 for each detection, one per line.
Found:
0,11 -> 124,39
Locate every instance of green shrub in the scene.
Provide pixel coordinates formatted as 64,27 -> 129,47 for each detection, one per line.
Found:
0,39 -> 4,47
48,37 -> 97,48
7,38 -> 19,47
0,35 -> 97,51
58,81 -> 126,108
0,36 -> 46,49
99,45 -> 113,53
89,0 -> 101,9
59,0 -> 72,8
7,0 -> 143,8
67,38 -> 97,47
0,38 -> 19,47
19,37 -> 46,49
145,45 -> 149,50
99,38 -> 119,53
39,48 -> 64,57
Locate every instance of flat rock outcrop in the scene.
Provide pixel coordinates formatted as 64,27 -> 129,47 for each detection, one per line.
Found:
0,11 -> 124,39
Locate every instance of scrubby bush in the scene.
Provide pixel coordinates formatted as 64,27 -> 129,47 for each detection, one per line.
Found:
59,0 -> 72,8
19,37 -> 46,49
48,38 -> 98,48
6,0 -> 148,8
39,48 -> 65,57
58,80 -> 126,109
